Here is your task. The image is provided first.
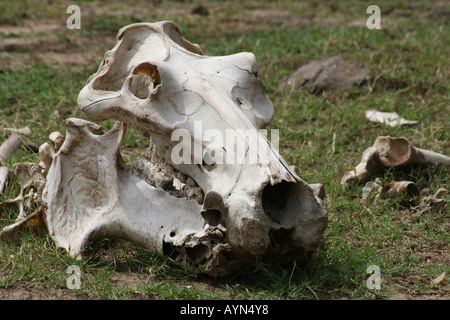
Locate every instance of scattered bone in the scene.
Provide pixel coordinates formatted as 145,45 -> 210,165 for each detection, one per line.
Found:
0,133 -> 24,194
2,127 -> 32,135
362,180 -> 420,203
365,110 -> 418,127
376,181 -> 420,200
374,136 -> 450,167
0,133 -> 23,164
432,187 -> 448,199
362,181 -> 382,201
363,185 -> 447,218
0,210 -> 44,244
342,136 -> 450,186
0,194 -> 29,212
341,146 -> 381,186
39,142 -> 55,177
431,272 -> 448,286
0,162 -> 46,243
10,162 -> 46,221
49,131 -> 65,151
410,188 -> 447,214
0,166 -> 8,195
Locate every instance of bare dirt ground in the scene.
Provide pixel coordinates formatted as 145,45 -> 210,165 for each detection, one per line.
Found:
0,4 -> 366,69
0,18 -> 110,68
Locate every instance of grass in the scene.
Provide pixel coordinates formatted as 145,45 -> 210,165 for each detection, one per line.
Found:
0,0 -> 449,300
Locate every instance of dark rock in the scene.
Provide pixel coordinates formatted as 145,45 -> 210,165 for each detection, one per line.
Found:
285,56 -> 368,94
192,4 -> 209,16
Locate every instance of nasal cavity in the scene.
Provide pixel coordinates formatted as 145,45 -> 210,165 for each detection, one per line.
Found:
201,209 -> 221,226
262,181 -> 299,225
130,63 -> 161,99
201,191 -> 226,227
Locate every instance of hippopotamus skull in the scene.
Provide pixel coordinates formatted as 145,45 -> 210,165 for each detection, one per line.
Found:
44,21 -> 327,276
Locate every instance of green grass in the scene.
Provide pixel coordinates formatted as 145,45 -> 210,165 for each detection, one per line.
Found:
0,0 -> 449,300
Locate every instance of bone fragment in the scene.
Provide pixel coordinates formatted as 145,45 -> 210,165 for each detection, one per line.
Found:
376,181 -> 419,200
0,161 -> 46,243
431,272 -> 448,286
362,181 -> 382,200
0,166 -> 8,195
0,133 -> 23,164
341,147 -> 382,186
0,210 -> 44,244
374,137 -> 450,167
0,133 -> 24,194
2,127 -> 31,135
11,162 -> 46,221
342,136 -> 450,186
49,131 -> 65,151
362,180 -> 419,202
410,188 -> 447,214
365,110 -> 418,127
39,142 -> 55,177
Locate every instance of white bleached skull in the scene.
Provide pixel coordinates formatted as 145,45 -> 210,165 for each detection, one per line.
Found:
45,21 -> 327,277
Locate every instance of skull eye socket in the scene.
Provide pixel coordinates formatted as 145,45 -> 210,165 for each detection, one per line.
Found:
130,63 -> 161,99
162,22 -> 205,56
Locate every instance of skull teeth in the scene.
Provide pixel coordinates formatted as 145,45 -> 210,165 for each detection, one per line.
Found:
130,152 -> 204,204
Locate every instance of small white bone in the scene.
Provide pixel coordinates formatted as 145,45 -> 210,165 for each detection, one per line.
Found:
365,110 -> 418,127
49,131 -> 65,151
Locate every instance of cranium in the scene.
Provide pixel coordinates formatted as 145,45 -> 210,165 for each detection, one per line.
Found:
44,21 -> 327,277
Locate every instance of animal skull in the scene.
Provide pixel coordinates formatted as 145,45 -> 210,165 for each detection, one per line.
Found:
44,21 -> 328,276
